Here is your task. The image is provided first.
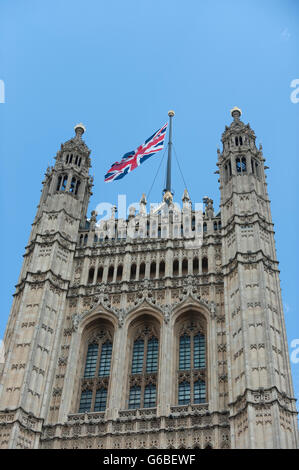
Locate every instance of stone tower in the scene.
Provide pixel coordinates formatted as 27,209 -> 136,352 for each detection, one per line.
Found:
0,111 -> 297,449
0,125 -> 93,448
218,107 -> 298,448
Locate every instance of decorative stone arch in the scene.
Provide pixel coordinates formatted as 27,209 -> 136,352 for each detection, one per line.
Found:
170,299 -> 210,407
124,300 -> 164,330
71,310 -> 117,415
78,307 -> 119,334
170,295 -> 211,327
122,308 -> 163,411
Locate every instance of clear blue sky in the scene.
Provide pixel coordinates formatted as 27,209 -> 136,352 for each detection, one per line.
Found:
0,0 -> 298,406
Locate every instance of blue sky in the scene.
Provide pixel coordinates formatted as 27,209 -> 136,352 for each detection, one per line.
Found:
0,0 -> 298,406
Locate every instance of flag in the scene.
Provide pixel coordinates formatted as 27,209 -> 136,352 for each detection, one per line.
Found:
104,122 -> 168,182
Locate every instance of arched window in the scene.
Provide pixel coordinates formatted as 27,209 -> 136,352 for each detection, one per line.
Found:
69,154 -> 73,164
107,266 -> 114,282
255,161 -> 260,177
66,154 -> 69,164
116,265 -> 123,282
182,258 -> 188,276
139,262 -> 146,280
78,157 -> 82,167
202,257 -> 208,273
236,156 -> 247,174
236,157 -> 241,173
75,180 -> 81,195
78,326 -> 113,413
130,263 -> 137,280
97,266 -> 103,283
235,136 -> 239,146
176,315 -> 206,406
159,260 -> 165,277
173,259 -> 179,276
193,257 -> 199,275
203,222 -> 207,233
150,262 -> 156,279
84,234 -> 88,245
88,267 -> 94,284
128,323 -> 159,409
56,175 -> 62,191
70,177 -> 76,193
214,221 -> 218,231
61,175 -> 68,191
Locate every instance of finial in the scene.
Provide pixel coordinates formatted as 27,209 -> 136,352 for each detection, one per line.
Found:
230,106 -> 242,120
163,190 -> 173,205
182,188 -> 190,202
140,193 -> 147,205
139,193 -> 147,215
74,123 -> 86,138
168,110 -> 175,117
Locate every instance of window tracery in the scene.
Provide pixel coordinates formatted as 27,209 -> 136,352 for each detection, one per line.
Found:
128,324 -> 159,409
176,316 -> 207,405
78,328 -> 113,413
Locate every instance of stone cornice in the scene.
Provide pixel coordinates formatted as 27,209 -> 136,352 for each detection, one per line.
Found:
228,386 -> 298,418
40,408 -> 229,442
0,407 -> 44,433
222,249 -> 279,272
75,239 -> 222,258
68,274 -> 224,299
221,213 -> 274,233
14,270 -> 70,296
220,188 -> 270,206
25,231 -> 77,257
32,208 -> 81,227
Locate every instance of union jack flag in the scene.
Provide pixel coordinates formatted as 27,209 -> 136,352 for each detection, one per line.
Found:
104,122 -> 168,182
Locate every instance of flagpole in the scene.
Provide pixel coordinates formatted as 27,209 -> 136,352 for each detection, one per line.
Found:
163,110 -> 175,204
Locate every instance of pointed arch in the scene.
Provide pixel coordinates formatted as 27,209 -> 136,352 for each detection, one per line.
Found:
77,317 -> 115,414
173,309 -> 207,406
126,313 -> 161,410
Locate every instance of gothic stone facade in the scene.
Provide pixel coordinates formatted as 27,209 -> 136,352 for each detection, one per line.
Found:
0,111 -> 298,449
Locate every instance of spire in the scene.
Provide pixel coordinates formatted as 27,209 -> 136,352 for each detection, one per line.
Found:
163,110 -> 175,205
139,193 -> 147,215
182,188 -> 190,201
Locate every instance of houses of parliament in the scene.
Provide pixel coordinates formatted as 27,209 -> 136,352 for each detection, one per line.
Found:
0,108 -> 298,449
